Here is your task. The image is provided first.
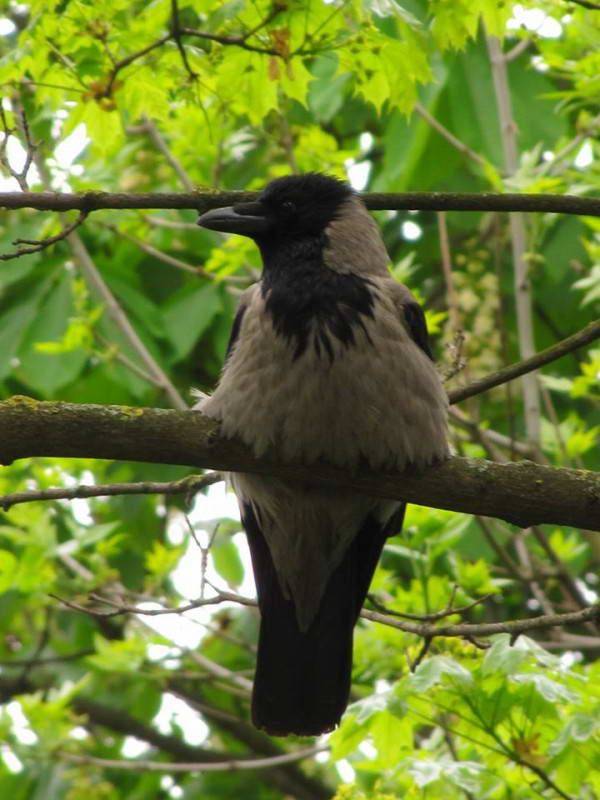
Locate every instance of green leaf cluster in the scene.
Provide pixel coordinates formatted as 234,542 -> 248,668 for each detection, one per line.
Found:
1,1 -> 600,798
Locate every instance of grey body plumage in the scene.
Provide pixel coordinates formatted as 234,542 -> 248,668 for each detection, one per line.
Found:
197,174 -> 448,735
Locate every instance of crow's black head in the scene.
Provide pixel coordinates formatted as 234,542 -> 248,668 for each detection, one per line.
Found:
197,173 -> 353,241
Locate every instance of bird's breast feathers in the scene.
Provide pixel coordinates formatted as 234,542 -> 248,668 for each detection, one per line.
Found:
199,275 -> 448,471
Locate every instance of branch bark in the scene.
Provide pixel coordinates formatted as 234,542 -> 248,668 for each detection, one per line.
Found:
1,190 -> 600,216
1,397 -> 599,531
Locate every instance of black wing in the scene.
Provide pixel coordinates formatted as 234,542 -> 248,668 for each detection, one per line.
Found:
403,301 -> 433,360
224,303 -> 247,361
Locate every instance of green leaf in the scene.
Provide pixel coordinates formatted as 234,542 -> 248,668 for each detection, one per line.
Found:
406,757 -> 442,787
453,557 -> 498,595
80,101 -> 124,156
0,274 -> 54,379
482,635 -> 563,676
0,550 -> 18,593
162,282 -> 222,362
210,536 -> 244,587
550,712 -> 599,756
104,275 -> 166,339
330,712 -> 371,760
18,272 -> 88,396
369,711 -> 412,767
408,656 -> 473,693
145,540 -> 184,580
279,57 -> 313,107
574,264 -> 600,305
308,54 -> 352,122
512,673 -> 580,704
87,634 -> 147,673
445,760 -> 487,792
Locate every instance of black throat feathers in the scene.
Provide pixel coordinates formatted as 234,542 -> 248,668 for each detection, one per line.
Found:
259,235 -> 375,361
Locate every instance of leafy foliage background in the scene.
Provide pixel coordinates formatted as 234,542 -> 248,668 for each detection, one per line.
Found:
0,1 -> 599,798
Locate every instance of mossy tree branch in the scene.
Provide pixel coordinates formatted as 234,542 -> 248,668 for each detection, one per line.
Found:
1,396 -> 599,531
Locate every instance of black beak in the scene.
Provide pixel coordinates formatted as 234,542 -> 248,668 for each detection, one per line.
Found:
197,202 -> 270,237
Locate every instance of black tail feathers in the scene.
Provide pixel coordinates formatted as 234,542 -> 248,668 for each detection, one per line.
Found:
243,503 -> 404,736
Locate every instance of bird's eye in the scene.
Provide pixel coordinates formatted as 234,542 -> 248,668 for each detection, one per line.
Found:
281,200 -> 296,215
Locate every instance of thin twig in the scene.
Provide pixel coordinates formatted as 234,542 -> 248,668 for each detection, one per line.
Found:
0,104 -> 37,191
104,34 -> 172,97
437,211 -> 460,329
487,33 -> 541,446
449,407 -> 533,456
448,318 -> 600,405
367,588 -> 494,622
442,330 -> 467,382
58,552 -> 95,582
185,646 -> 253,693
409,636 -> 433,670
48,589 -> 256,619
513,530 -> 556,616
185,517 -> 220,599
0,211 -> 88,261
0,473 -> 223,511
414,103 -> 487,168
0,649 -> 94,667
101,221 -> 203,275
360,603 -> 600,642
179,4 -> 287,57
541,384 -> 572,466
19,609 -> 51,685
68,230 -> 188,409
95,332 -> 162,387
503,37 -> 534,62
145,215 -> 199,231
566,0 -> 600,9
529,525 -> 599,631
139,115 -> 195,191
57,744 -> 328,773
475,516 -> 522,577
538,114 -> 600,177
170,0 -> 197,80
50,585 -> 600,644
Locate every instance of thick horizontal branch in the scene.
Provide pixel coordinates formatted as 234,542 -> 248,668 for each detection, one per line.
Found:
1,190 -> 600,216
1,397 -> 599,531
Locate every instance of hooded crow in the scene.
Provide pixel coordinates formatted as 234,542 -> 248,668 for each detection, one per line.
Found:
196,173 -> 448,736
